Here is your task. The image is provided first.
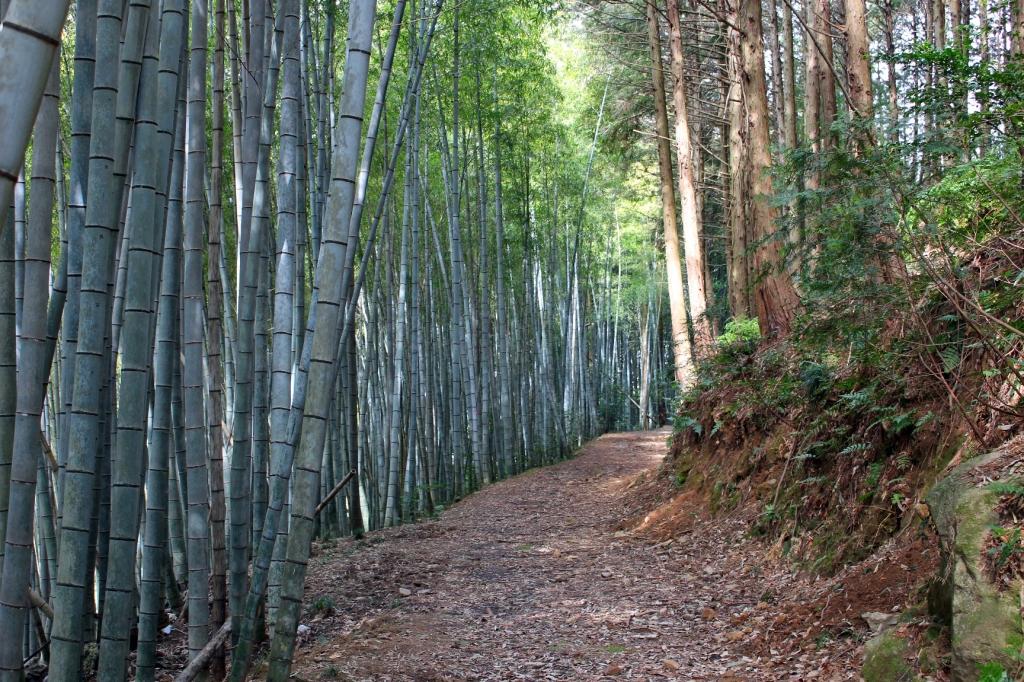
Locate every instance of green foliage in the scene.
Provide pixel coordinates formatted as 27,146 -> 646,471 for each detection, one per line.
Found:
839,388 -> 873,412
673,414 -> 702,436
867,405 -> 923,437
768,47 -> 1024,431
902,38 -> 1024,163
838,442 -> 871,457
986,526 -> 1024,572
920,155 -> 1024,246
759,503 -> 780,524
664,20 -> 1024,584
799,360 -> 834,400
989,481 -> 1024,498
716,317 -> 761,354
861,462 -> 885,502
311,595 -> 336,616
977,661 -> 1011,682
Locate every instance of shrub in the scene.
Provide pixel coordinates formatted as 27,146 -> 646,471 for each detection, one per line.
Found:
716,317 -> 761,351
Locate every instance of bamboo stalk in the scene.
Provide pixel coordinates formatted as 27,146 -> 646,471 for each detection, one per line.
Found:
315,470 -> 357,517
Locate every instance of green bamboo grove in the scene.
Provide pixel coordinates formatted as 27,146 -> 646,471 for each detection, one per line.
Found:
0,0 -> 674,679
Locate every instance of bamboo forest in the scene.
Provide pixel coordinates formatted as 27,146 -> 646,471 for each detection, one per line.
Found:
2,0 -> 1024,678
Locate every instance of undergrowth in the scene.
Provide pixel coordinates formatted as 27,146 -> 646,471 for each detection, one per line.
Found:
670,147 -> 1024,574
984,481 -> 1024,590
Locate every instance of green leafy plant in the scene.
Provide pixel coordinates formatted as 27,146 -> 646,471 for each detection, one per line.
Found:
673,414 -> 703,436
865,462 -> 884,489
760,504 -> 780,523
799,360 -> 834,400
977,661 -> 1010,682
715,317 -> 761,358
717,317 -> 761,347
311,595 -> 336,616
989,481 -> 1024,497
986,526 -> 1024,572
858,462 -> 886,503
839,388 -> 872,411
885,411 -> 918,435
838,442 -> 871,457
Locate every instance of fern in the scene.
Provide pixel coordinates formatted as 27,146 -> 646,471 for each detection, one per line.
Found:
839,389 -> 871,410
865,462 -> 884,489
839,442 -> 871,457
989,481 -> 1024,497
939,346 -> 961,373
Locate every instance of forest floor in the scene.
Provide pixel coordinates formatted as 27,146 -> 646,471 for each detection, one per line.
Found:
278,429 -> 933,681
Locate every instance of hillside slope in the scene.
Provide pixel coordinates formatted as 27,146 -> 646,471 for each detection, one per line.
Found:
625,237 -> 1024,680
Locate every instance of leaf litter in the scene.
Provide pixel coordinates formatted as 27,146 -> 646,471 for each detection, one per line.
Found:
278,428 -> 937,681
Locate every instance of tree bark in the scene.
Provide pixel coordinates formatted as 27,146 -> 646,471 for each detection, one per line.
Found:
182,0 -> 212,664
665,0 -> 712,358
265,0 -> 381,675
844,0 -> 875,128
733,0 -> 800,335
645,0 -> 693,385
725,8 -> 751,318
47,0 -> 133,675
882,0 -> 899,141
0,1 -> 73,227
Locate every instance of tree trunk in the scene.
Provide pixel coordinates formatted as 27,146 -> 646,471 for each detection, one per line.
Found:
804,0 -> 822,164
665,0 -> 712,358
182,0 -> 213,664
725,9 -> 751,319
98,2 -> 173,677
816,0 -> 838,148
47,0 -> 131,674
207,2 -> 229,669
0,1 -> 73,227
733,0 -> 799,335
645,0 -> 693,385
264,0 -> 380,675
882,0 -> 899,141
781,0 -> 799,149
0,31 -> 60,674
844,0 -> 875,130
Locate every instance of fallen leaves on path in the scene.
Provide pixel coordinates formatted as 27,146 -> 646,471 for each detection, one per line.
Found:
281,429 -> 930,680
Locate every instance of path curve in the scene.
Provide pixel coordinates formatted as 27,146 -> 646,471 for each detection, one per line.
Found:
289,429 -> 854,681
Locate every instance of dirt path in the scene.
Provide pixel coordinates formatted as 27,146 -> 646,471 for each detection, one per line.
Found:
288,430 -> 862,681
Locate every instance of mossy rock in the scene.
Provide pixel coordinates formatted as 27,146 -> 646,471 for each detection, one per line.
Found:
926,447 -> 1024,681
862,631 -> 917,682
